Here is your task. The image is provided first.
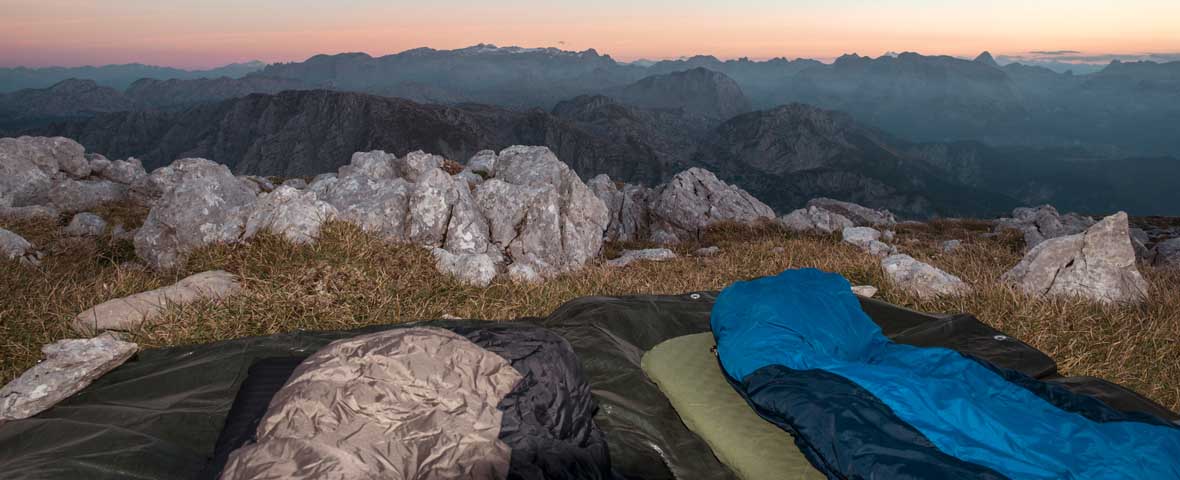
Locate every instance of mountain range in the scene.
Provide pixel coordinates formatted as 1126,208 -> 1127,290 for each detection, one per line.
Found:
0,61 -> 266,93
32,85 -> 1179,218
2,44 -> 1178,217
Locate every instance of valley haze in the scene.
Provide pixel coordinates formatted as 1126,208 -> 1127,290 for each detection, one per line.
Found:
1,42 -> 1177,218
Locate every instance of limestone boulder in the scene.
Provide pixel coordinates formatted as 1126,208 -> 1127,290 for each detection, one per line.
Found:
133,159 -> 257,270
244,186 -> 338,244
0,136 -> 84,206
648,168 -> 774,243
1002,212 -> 1148,304
882,254 -> 972,299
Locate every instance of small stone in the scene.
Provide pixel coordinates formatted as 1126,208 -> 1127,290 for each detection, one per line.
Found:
507,263 -> 542,284
0,227 -> 40,266
281,178 -> 308,189
693,246 -> 721,257
607,248 -> 678,267
431,248 -> 498,287
851,285 -> 878,298
942,239 -> 963,253
64,212 -> 107,236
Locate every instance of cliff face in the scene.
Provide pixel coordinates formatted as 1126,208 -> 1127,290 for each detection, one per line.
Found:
692,104 -> 1019,218
35,90 -> 674,183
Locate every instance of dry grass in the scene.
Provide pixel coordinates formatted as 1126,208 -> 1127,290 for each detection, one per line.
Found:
2,212 -> 1178,412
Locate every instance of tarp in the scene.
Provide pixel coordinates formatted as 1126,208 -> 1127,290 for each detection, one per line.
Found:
0,289 -> 1175,479
713,269 -> 1180,479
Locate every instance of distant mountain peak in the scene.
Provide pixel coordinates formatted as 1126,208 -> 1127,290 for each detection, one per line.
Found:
974,51 -> 1000,68
607,67 -> 751,120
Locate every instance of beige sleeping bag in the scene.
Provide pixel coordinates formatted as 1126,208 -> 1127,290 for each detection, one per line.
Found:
220,327 -> 524,480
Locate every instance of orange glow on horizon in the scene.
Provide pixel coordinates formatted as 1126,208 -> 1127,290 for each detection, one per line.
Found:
2,0 -> 1178,69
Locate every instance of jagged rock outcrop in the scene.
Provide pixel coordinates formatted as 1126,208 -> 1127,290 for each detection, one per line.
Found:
648,168 -> 775,243
590,169 -> 773,244
1002,212 -> 1148,304
587,174 -> 652,242
0,334 -> 137,424
133,159 -> 258,270
478,146 -> 609,275
312,146 -> 607,283
881,254 -> 971,298
64,212 -> 107,237
0,137 -> 139,213
994,205 -> 1095,250
244,186 -> 338,244
0,227 -> 40,266
73,270 -> 243,332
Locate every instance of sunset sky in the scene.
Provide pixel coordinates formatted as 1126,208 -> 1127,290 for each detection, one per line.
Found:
2,0 -> 1178,68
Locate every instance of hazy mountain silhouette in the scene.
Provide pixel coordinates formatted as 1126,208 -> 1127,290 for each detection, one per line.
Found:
0,61 -> 265,92
603,67 -> 751,120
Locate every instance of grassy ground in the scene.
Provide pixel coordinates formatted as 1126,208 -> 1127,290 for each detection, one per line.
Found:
2,208 -> 1178,412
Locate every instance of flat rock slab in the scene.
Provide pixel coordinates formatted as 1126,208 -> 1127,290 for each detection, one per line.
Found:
881,254 -> 972,299
608,248 -> 678,267
73,270 -> 242,332
0,334 -> 137,424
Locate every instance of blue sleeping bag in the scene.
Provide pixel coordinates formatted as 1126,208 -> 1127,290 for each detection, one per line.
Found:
712,269 -> 1180,479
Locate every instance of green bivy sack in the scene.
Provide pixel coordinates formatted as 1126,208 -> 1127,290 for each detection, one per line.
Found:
642,332 -> 825,480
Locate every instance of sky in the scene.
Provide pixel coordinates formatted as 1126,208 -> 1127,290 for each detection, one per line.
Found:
2,0 -> 1179,69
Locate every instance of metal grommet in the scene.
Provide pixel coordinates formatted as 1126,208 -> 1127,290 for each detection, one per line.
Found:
689,293 -> 702,300
993,335 -> 1009,341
